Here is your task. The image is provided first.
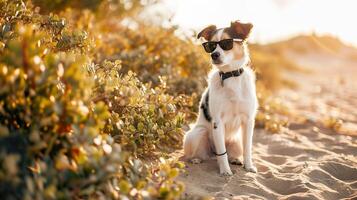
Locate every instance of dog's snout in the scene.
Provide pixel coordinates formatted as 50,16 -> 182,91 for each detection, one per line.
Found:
211,52 -> 220,60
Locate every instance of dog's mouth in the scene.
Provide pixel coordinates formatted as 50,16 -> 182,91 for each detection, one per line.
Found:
213,59 -> 223,65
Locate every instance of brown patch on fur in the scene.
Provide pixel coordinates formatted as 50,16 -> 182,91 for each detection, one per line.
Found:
210,29 -> 222,41
197,25 -> 217,41
225,21 -> 253,40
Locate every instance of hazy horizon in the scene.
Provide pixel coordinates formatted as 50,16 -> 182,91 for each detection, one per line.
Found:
161,0 -> 357,46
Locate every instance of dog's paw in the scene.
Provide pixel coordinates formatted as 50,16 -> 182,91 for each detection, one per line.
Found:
219,171 -> 233,176
190,158 -> 202,164
219,169 -> 233,176
243,164 -> 257,173
229,158 -> 242,165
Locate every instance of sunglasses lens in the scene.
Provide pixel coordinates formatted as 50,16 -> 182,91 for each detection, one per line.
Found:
219,39 -> 234,50
203,42 -> 217,53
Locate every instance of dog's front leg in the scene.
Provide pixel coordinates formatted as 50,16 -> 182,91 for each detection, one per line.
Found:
212,118 -> 232,176
242,117 -> 257,173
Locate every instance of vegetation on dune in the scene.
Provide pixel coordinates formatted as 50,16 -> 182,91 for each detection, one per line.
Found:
0,1 -> 185,199
0,23 -> 184,199
251,45 -> 298,90
0,0 -> 297,199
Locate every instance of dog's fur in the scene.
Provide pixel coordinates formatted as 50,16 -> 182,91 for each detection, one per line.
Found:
184,21 -> 258,175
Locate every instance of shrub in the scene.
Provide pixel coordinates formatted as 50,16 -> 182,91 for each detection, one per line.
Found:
0,1 -> 185,198
89,60 -> 188,157
90,21 -> 210,96
323,116 -> 343,132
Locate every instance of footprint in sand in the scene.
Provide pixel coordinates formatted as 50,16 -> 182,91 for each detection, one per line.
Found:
257,176 -> 309,196
319,161 -> 357,182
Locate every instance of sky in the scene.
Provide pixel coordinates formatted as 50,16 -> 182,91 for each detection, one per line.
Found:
160,0 -> 357,46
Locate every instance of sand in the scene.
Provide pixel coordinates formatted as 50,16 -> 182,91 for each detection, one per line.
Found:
175,53 -> 357,199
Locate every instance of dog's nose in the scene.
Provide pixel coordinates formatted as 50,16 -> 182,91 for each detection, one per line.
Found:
211,52 -> 220,60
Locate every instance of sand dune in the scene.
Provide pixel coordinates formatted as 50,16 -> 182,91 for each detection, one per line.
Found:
177,127 -> 356,199
175,53 -> 357,199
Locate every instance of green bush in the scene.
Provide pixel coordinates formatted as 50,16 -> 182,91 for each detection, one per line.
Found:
91,23 -> 210,96
0,1 -> 185,198
0,23 -> 184,199
89,60 -> 188,156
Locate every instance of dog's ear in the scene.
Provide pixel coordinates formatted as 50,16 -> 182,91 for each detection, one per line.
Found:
228,21 -> 253,40
197,25 -> 217,40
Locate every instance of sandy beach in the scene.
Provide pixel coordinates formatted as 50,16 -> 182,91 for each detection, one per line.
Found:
176,52 -> 357,199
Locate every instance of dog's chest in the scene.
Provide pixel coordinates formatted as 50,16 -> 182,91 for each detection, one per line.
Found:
221,85 -> 252,137
207,68 -> 257,123
220,88 -> 246,119
218,79 -> 251,114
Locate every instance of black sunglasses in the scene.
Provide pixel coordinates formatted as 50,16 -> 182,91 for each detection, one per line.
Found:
202,39 -> 243,53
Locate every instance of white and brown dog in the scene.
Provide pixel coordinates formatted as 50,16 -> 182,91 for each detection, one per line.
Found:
184,21 -> 258,175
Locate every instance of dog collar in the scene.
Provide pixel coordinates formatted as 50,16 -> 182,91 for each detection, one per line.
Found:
219,68 -> 244,86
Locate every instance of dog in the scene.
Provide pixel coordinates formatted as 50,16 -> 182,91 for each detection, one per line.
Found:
183,21 -> 258,176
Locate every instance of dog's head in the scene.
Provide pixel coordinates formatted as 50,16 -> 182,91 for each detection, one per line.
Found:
197,21 -> 253,71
